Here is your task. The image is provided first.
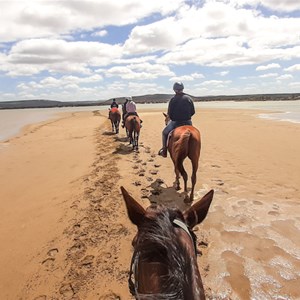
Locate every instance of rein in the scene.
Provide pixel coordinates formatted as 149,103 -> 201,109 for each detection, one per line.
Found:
128,218 -> 196,298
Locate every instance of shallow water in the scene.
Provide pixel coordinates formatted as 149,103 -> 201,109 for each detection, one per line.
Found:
1,100 -> 300,143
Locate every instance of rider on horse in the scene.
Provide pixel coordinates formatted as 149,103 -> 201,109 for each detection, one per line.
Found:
158,82 -> 195,157
108,98 -> 119,118
122,96 -> 143,128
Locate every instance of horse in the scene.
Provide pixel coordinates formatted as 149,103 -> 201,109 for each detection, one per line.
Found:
163,113 -> 201,203
108,107 -> 121,134
120,186 -> 214,300
125,114 -> 141,151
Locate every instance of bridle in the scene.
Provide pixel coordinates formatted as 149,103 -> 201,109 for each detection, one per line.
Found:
128,218 -> 196,298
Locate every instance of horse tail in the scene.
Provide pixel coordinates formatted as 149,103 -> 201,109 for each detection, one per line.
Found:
131,116 -> 136,131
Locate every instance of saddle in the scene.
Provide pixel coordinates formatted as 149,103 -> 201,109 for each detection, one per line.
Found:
110,107 -> 119,113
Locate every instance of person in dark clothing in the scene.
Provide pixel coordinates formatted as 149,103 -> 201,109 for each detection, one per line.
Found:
121,97 -> 129,127
108,98 -> 119,119
158,82 -> 195,157
110,98 -> 119,109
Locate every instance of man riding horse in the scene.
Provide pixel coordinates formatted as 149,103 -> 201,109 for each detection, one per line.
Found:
158,82 -> 195,157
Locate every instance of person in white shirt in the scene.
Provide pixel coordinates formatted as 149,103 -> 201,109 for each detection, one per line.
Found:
122,96 -> 143,127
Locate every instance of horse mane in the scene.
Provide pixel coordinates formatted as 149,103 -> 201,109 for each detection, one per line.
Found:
135,205 -> 197,299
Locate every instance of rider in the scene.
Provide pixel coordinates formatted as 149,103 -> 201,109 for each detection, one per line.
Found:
158,82 -> 195,158
122,96 -> 143,128
108,98 -> 119,118
110,98 -> 119,108
121,97 -> 129,127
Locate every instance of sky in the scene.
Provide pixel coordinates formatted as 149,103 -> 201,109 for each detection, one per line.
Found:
0,0 -> 299,102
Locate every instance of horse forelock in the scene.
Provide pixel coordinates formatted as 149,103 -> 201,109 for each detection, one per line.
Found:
134,206 -> 200,299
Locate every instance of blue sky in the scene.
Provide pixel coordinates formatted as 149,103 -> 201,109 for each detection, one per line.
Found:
0,0 -> 299,102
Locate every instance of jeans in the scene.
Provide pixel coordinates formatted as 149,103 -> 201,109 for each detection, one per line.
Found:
162,120 -> 192,148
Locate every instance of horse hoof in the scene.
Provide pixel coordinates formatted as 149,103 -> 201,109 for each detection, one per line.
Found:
184,195 -> 192,204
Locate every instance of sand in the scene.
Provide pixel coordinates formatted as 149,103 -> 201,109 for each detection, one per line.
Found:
0,106 -> 299,300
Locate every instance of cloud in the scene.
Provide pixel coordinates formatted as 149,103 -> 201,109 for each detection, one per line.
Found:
259,73 -> 278,78
92,30 -> 108,37
0,1 -> 300,100
0,0 -> 186,42
226,0 -> 300,12
277,74 -> 293,80
256,63 -> 281,71
284,64 -> 300,72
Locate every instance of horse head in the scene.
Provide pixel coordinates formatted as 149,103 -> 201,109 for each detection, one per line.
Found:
163,112 -> 170,126
121,186 -> 214,299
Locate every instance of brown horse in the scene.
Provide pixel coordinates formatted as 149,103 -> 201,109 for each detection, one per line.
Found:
163,113 -> 201,203
125,115 -> 141,151
108,107 -> 121,134
121,186 -> 214,300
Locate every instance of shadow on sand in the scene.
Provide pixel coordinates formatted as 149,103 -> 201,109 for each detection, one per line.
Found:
146,179 -> 192,211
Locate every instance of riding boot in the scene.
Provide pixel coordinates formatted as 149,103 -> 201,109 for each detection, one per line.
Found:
158,147 -> 167,158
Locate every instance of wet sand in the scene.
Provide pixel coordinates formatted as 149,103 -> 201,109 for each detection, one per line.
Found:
0,107 -> 299,299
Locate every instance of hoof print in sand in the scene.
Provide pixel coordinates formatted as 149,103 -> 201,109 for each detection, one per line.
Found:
81,255 -> 94,268
99,292 -> 121,300
68,241 -> 86,258
149,170 -> 158,175
42,257 -> 55,269
47,248 -> 59,257
33,296 -> 47,300
59,283 -> 75,298
133,181 -> 142,186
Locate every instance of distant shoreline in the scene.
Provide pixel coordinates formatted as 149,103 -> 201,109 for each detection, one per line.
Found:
1,92 -> 300,110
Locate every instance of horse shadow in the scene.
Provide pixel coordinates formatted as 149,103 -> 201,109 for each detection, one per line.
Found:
102,131 -> 116,136
147,179 -> 192,211
114,136 -> 128,143
113,143 -> 134,155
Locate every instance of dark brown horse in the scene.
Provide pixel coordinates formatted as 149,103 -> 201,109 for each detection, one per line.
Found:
121,186 -> 214,300
108,107 -> 121,134
163,113 -> 201,203
125,115 -> 141,151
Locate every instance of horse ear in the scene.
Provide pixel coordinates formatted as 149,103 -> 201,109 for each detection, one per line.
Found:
183,190 -> 214,228
120,186 -> 146,226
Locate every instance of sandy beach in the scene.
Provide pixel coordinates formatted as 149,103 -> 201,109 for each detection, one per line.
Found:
0,106 -> 299,300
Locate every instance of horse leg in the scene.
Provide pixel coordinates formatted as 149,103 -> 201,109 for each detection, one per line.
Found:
173,165 -> 181,190
136,133 -> 139,150
177,159 -> 188,195
132,131 -> 136,150
115,121 -> 119,134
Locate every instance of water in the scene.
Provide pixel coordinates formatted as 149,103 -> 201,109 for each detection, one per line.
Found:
1,100 -> 300,142
0,106 -> 107,142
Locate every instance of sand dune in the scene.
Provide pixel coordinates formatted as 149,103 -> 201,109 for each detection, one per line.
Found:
0,107 -> 299,299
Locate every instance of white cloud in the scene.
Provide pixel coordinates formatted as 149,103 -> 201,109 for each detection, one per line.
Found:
256,63 -> 281,71
218,71 -> 229,76
284,64 -> 300,72
277,74 -> 293,80
259,73 -> 278,78
225,0 -> 300,12
0,0 -> 186,42
92,30 -> 108,37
